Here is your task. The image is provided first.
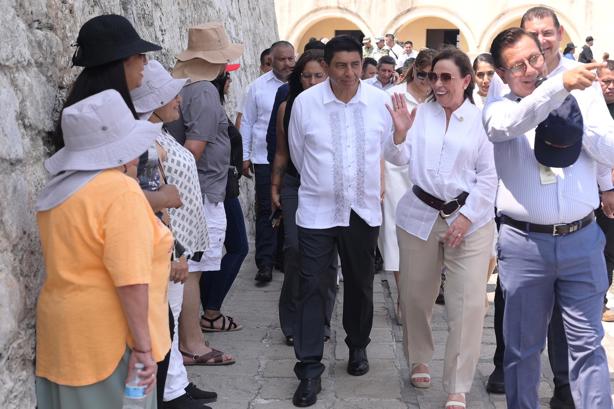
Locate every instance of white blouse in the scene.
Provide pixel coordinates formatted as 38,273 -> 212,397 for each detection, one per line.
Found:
383,99 -> 497,240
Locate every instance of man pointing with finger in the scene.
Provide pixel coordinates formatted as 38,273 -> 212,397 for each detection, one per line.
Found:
484,26 -> 614,409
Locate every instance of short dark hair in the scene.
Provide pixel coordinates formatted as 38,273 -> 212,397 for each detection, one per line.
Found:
362,57 -> 377,70
490,27 -> 541,70
385,33 -> 395,40
431,47 -> 475,104
520,6 -> 560,29
472,53 -> 495,72
597,60 -> 614,76
323,35 -> 362,64
304,39 -> 325,52
404,41 -> 413,46
586,36 -> 594,43
260,48 -> 271,65
377,55 -> 396,67
270,40 -> 294,55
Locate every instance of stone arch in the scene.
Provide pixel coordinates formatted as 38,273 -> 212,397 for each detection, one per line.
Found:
478,5 -> 580,52
384,6 -> 478,53
286,7 -> 374,50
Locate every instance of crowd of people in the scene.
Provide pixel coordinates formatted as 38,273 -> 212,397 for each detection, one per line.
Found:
32,4 -> 614,409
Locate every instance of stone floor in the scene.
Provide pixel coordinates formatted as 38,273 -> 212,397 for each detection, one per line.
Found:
188,251 -> 614,408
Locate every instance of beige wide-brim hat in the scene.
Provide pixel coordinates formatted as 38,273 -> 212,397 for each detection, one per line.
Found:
176,22 -> 244,64
172,58 -> 225,82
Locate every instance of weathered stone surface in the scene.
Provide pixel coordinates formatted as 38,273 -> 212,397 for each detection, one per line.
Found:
0,1 -> 278,407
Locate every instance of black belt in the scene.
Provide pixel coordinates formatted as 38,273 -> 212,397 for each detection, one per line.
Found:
500,212 -> 594,236
412,185 -> 469,218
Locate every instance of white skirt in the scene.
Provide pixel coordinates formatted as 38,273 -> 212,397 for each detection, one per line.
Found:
379,161 -> 412,271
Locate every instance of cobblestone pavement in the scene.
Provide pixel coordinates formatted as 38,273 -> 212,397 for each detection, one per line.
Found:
188,252 -> 614,408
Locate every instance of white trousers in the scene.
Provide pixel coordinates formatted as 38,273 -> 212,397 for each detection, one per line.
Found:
163,281 -> 189,401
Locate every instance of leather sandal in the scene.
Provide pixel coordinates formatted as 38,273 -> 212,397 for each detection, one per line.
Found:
200,314 -> 242,332
180,348 -> 236,366
410,364 -> 431,388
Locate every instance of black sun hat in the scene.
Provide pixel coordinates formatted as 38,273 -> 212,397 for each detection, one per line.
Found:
72,14 -> 162,68
534,94 -> 584,168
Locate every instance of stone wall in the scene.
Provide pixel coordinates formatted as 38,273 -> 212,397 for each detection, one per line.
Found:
0,1 -> 278,407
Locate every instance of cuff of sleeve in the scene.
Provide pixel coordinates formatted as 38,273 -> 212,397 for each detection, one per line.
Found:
459,206 -> 476,224
600,178 -> 614,191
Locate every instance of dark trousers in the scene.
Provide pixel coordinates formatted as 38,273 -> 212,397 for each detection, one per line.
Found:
596,207 -> 614,304
156,306 -> 173,404
294,211 -> 379,380
201,196 -> 249,311
254,164 -> 276,269
492,277 -> 570,388
278,174 -> 337,338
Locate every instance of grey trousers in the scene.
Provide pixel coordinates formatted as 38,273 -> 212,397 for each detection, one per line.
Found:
278,174 -> 337,339
36,348 -> 157,409
498,221 -> 612,409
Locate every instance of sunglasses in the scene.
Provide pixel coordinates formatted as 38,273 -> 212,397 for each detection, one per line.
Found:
300,72 -> 325,79
415,71 -> 428,80
476,71 -> 495,80
427,72 -> 455,83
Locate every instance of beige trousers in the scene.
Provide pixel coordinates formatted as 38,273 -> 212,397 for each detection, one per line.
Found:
397,218 -> 495,393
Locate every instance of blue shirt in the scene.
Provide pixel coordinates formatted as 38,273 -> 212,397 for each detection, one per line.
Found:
266,84 -> 290,164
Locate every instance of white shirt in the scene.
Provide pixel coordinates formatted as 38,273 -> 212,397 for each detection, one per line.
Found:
288,79 -> 394,229
483,74 -> 614,224
365,76 -> 395,91
396,50 -> 418,69
383,99 -> 497,240
385,44 -> 404,61
240,70 -> 285,164
485,55 -> 613,191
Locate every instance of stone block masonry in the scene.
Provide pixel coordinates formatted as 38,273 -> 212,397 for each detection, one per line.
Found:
0,1 -> 277,407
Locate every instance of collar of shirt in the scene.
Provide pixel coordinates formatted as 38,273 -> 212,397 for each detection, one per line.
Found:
322,78 -> 368,106
263,69 -> 287,85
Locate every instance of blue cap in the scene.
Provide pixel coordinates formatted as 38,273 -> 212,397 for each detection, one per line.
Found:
534,94 -> 583,168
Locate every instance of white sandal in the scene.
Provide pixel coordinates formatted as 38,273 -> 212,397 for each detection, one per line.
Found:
445,393 -> 466,408
410,364 -> 431,388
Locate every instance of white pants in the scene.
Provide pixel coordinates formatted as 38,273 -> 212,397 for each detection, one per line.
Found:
188,195 -> 227,272
163,281 -> 189,402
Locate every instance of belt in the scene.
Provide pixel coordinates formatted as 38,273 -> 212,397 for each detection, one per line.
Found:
500,212 -> 594,236
412,185 -> 469,218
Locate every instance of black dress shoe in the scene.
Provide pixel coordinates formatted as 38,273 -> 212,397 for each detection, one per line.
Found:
255,266 -> 273,283
162,393 -> 211,409
550,384 -> 575,409
292,378 -> 321,407
185,382 -> 217,403
486,366 -> 505,394
347,348 -> 369,376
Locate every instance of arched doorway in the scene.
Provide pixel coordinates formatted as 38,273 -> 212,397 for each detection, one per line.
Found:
296,17 -> 364,52
395,16 -> 469,52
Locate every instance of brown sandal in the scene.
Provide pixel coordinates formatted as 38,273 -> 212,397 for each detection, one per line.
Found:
180,348 -> 236,366
200,314 -> 243,332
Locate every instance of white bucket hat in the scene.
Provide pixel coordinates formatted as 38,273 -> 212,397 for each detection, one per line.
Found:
45,89 -> 162,175
131,60 -> 190,120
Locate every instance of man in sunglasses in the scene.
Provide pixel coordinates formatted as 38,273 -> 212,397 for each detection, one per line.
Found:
484,21 -> 614,409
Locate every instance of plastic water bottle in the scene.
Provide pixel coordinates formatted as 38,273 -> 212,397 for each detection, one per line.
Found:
122,363 -> 147,409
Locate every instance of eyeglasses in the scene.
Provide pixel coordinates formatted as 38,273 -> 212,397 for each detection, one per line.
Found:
501,53 -> 544,76
300,72 -> 325,79
427,72 -> 455,83
476,71 -> 495,80
415,71 -> 428,80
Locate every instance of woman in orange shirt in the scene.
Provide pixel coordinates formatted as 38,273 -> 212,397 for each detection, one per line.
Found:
35,89 -> 171,409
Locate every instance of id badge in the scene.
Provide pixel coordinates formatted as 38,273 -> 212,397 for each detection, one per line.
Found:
539,164 -> 557,185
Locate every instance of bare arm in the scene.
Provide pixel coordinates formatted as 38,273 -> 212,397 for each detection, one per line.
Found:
184,139 -> 208,161
116,284 -> 157,393
271,102 -> 289,210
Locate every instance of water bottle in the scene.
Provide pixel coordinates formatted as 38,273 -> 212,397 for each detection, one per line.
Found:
122,363 -> 147,409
